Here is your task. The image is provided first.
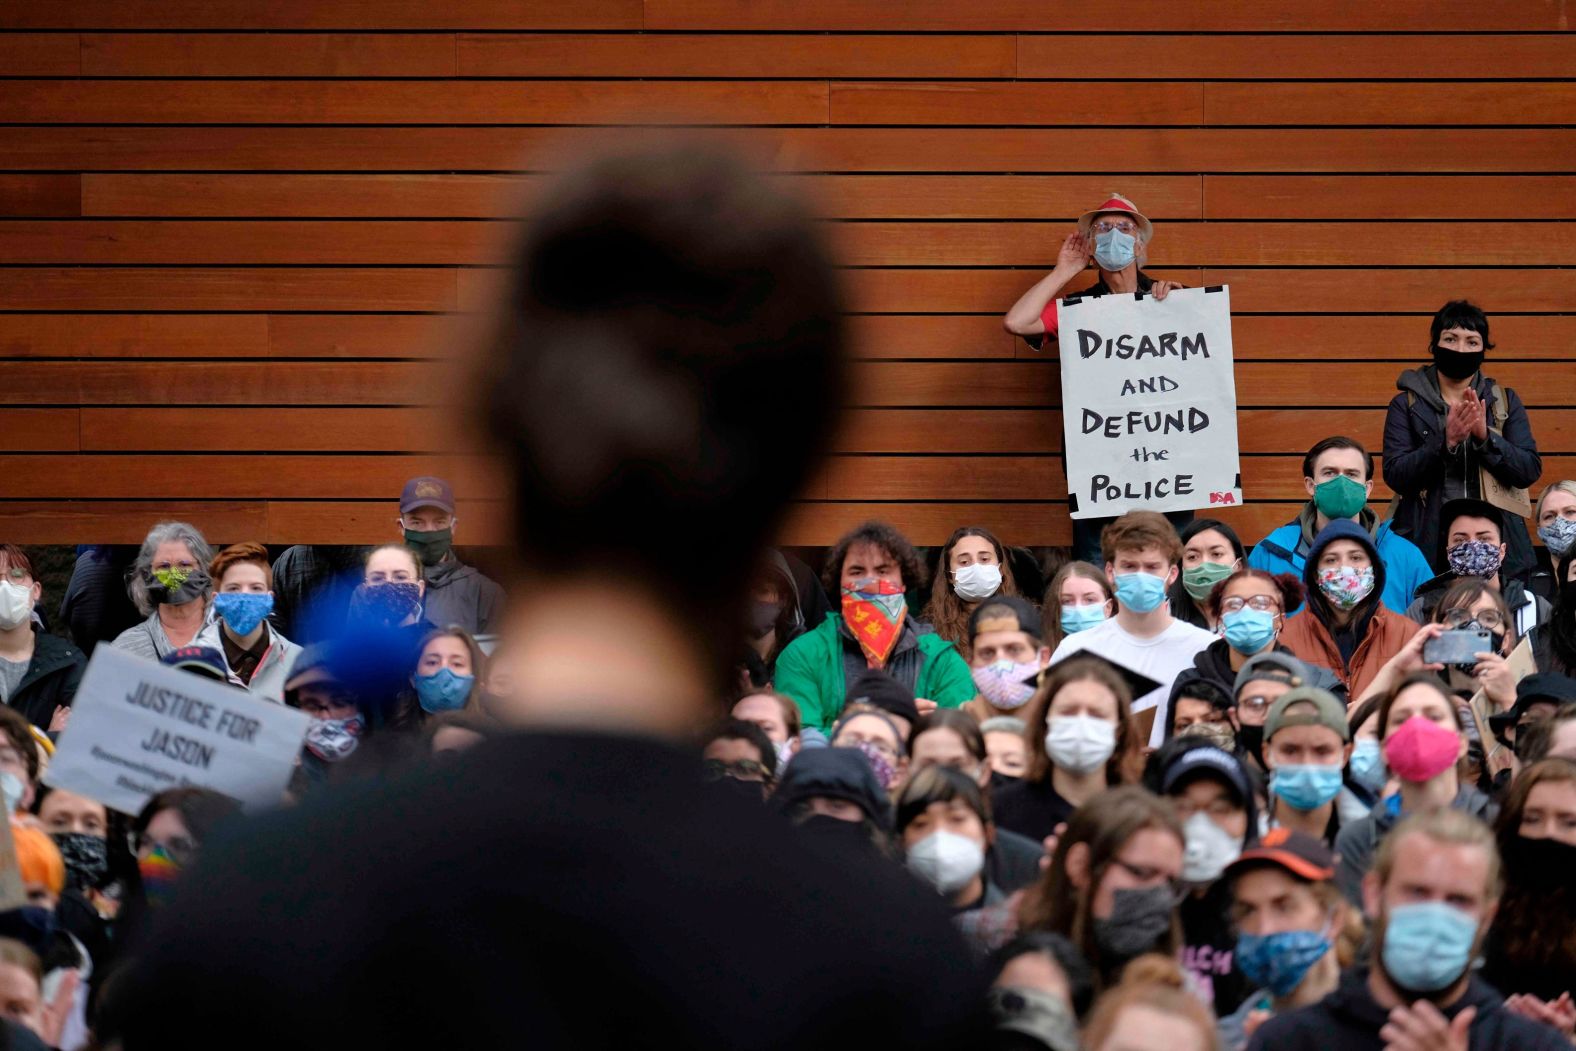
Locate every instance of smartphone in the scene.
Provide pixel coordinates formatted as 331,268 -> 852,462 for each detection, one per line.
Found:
1423,629 -> 1494,667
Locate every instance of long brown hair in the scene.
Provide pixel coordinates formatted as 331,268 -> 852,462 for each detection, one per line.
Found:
1017,787 -> 1183,983
1021,655 -> 1142,786
1489,758 -> 1576,968
1043,560 -> 1113,651
921,526 -> 1019,660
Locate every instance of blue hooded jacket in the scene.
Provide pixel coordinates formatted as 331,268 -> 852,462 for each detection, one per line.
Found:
1247,504 -> 1430,617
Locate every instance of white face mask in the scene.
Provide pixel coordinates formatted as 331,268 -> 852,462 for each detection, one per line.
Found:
953,562 -> 1003,603
905,829 -> 986,895
0,581 -> 32,632
1044,714 -> 1117,775
1180,810 -> 1241,884
0,771 -> 24,814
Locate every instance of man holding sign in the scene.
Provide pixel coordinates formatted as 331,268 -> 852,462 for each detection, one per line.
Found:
44,645 -> 310,817
1003,194 -> 1194,563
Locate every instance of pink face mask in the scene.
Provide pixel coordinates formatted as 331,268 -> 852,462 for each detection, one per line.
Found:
1383,715 -> 1461,783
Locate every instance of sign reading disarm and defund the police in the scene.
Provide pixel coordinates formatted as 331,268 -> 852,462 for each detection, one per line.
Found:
1059,285 -> 1243,519
46,645 -> 311,815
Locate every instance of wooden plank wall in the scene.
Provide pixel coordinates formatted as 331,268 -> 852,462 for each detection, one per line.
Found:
1,3 -> 1572,547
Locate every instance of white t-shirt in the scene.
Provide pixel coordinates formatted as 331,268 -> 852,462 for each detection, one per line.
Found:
1051,616 -> 1215,746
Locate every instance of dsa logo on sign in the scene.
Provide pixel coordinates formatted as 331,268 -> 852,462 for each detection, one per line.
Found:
1209,492 -> 1237,505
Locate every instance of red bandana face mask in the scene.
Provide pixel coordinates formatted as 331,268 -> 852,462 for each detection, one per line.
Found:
841,578 -> 907,668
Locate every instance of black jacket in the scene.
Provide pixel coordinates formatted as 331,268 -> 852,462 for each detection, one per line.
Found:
7,630 -> 85,730
1249,968 -> 1566,1050
1382,365 -> 1540,583
117,731 -> 986,1050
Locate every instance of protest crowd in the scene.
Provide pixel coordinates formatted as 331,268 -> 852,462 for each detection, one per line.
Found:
1,145 -> 1575,1051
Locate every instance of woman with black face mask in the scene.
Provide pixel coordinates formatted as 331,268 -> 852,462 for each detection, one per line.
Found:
1382,299 -> 1541,584
1482,758 -> 1576,1027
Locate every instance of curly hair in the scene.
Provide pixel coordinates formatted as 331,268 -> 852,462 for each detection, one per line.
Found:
821,521 -> 924,596
128,521 -> 214,616
921,526 -> 1019,660
1205,568 -> 1304,622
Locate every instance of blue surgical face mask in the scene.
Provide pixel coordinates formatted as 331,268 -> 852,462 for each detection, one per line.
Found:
1113,572 -> 1168,615
1269,763 -> 1344,811
1222,608 -> 1277,655
1093,228 -> 1137,272
413,667 -> 474,714
1349,738 -> 1387,793
1060,603 -> 1108,635
213,591 -> 274,637
1236,927 -> 1333,998
1380,901 -> 1480,993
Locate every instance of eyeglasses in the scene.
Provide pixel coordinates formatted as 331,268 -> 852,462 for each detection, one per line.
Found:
839,735 -> 899,761
1220,595 -> 1281,615
130,831 -> 199,868
1442,608 -> 1504,631
1239,694 -> 1275,715
702,758 -> 771,784
1111,856 -> 1185,901
1090,219 -> 1138,236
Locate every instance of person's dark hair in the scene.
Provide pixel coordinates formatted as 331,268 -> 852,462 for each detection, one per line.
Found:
473,141 -> 845,697
822,521 -> 924,597
922,526 -> 1020,659
1305,528 -> 1385,629
1348,695 -> 1382,738
1488,758 -> 1576,976
1430,299 -> 1495,354
1204,568 -> 1304,623
1517,702 -> 1576,766
1550,550 -> 1576,673
704,718 -> 776,777
1170,677 -> 1233,731
0,708 -> 38,783
894,764 -> 991,835
1377,672 -> 1466,738
985,931 -> 1097,1018
1301,436 -> 1374,483
131,787 -> 241,846
907,708 -> 987,764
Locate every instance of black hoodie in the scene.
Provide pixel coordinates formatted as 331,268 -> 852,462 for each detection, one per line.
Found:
1248,967 -> 1565,1051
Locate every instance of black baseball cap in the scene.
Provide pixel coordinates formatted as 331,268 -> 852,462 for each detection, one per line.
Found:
969,596 -> 1044,644
1489,672 -> 1576,735
1224,827 -> 1336,884
844,669 -> 920,726
1020,650 -> 1162,703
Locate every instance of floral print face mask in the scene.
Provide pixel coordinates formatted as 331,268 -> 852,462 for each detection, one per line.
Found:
1318,565 -> 1374,610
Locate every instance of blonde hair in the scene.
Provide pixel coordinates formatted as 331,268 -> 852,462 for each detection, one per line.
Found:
1538,481 -> 1576,521
1080,954 -> 1219,1051
1375,808 -> 1500,900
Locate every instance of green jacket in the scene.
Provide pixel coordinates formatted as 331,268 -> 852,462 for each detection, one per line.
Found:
773,614 -> 976,733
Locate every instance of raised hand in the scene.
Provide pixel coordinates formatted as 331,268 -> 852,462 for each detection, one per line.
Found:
1462,387 -> 1489,442
1056,232 -> 1091,274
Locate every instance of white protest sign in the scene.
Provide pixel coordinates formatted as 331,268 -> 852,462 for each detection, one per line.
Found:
1059,285 -> 1242,519
45,645 -> 312,815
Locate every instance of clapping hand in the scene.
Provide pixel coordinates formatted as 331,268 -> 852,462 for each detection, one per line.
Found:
1461,387 -> 1489,442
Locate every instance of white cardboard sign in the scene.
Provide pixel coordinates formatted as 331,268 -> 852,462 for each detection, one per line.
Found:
45,645 -> 312,814
1059,285 -> 1243,519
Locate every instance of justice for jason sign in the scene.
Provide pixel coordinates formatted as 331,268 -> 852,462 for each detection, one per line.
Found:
45,645 -> 312,815
1059,286 -> 1242,519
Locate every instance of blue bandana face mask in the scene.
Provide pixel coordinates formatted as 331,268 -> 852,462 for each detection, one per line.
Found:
414,667 -> 474,713
1539,516 -> 1576,559
213,591 -> 274,636
1093,228 -> 1136,272
1113,572 -> 1167,615
1236,926 -> 1334,998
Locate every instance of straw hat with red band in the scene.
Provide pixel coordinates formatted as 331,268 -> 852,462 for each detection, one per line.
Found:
1223,826 -> 1336,885
1076,194 -> 1153,244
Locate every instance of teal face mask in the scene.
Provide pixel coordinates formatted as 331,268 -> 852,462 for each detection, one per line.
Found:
1313,475 -> 1369,521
